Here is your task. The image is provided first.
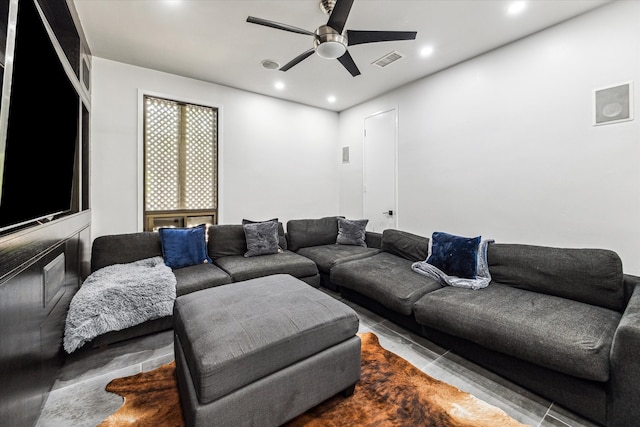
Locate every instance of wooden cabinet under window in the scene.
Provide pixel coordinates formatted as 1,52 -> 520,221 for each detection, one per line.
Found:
145,210 -> 217,232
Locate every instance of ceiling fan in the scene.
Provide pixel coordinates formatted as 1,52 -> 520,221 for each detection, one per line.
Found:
246,0 -> 417,77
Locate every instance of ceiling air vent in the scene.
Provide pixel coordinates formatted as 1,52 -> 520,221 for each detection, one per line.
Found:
372,51 -> 404,68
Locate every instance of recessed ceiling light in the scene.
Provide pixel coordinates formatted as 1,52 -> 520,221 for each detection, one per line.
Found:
507,1 -> 527,15
327,95 -> 336,103
274,81 -> 285,90
261,59 -> 280,70
420,46 -> 434,57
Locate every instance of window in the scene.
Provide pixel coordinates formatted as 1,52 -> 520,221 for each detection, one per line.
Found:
143,95 -> 218,231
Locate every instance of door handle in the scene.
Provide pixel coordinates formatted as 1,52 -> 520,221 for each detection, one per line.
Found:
383,210 -> 393,216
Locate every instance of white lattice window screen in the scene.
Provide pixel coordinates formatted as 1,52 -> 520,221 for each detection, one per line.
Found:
185,104 -> 217,209
144,96 -> 217,212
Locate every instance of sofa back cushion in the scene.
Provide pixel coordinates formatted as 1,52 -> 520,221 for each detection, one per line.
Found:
208,225 -> 246,258
208,223 -> 286,259
488,243 -> 624,312
380,229 -> 430,262
286,216 -> 342,252
91,232 -> 162,272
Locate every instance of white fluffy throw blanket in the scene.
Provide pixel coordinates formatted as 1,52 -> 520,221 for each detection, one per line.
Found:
411,239 -> 495,290
64,256 -> 176,353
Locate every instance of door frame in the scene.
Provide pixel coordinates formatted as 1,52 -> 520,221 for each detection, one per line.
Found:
362,106 -> 399,230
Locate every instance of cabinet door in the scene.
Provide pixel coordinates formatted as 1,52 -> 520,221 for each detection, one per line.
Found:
0,256 -> 53,427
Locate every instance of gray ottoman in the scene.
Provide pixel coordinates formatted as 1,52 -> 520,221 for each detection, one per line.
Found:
173,274 -> 361,427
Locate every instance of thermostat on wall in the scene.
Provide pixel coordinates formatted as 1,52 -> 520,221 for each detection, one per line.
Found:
342,146 -> 350,163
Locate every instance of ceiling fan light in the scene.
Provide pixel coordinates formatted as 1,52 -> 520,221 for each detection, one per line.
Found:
316,41 -> 347,59
314,26 -> 348,59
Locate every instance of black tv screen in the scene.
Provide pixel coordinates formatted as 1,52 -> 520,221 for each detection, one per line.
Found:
0,0 -> 79,232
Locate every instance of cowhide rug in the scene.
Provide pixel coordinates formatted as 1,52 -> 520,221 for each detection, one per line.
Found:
99,332 -> 529,427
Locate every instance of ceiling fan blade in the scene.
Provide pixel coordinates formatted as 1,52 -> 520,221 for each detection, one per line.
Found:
337,50 -> 361,77
346,30 -> 418,46
326,0 -> 354,34
280,48 -> 315,72
246,16 -> 314,36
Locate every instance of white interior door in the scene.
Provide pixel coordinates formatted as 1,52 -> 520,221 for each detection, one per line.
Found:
364,109 -> 397,232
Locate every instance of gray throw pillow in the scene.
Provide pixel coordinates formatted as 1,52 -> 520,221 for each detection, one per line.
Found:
243,220 -> 280,257
242,218 -> 277,225
242,218 -> 286,251
336,218 -> 368,247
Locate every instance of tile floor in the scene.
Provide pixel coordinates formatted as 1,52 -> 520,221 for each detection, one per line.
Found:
36,290 -> 599,427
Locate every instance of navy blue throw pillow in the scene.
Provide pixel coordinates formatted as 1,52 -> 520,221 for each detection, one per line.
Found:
158,224 -> 212,269
427,231 -> 481,279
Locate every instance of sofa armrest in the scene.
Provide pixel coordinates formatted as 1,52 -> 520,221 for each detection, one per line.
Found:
608,283 -> 640,426
365,231 -> 382,249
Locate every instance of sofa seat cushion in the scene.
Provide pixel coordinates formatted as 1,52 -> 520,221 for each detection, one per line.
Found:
173,274 -> 359,404
413,283 -> 621,382
330,252 -> 442,316
173,263 -> 233,297
214,250 -> 318,282
297,244 -> 380,274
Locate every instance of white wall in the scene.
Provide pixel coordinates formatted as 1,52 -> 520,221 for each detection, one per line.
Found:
338,1 -> 640,274
90,59 -> 339,240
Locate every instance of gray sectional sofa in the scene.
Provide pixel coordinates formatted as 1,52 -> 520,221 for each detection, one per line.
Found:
329,228 -> 640,427
85,216 -> 640,426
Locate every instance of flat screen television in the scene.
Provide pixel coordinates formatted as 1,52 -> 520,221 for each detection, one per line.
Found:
0,0 -> 79,234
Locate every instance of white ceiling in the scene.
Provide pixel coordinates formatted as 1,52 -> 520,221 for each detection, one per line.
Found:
72,0 -> 612,112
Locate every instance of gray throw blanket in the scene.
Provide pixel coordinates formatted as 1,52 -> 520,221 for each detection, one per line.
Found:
64,256 -> 176,353
411,239 -> 494,290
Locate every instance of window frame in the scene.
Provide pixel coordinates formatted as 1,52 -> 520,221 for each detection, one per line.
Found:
140,93 -> 220,231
